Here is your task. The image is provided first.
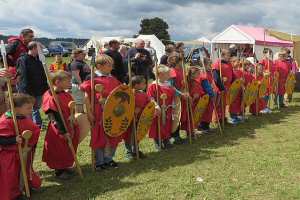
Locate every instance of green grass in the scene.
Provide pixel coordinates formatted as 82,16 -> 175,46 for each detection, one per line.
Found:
31,92 -> 300,200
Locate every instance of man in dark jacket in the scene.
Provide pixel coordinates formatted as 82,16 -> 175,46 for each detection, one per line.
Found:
16,41 -> 48,127
6,29 -> 34,67
104,40 -> 126,83
127,39 -> 153,84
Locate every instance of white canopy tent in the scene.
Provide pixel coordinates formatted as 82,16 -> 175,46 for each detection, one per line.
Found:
83,34 -> 165,62
211,25 -> 293,61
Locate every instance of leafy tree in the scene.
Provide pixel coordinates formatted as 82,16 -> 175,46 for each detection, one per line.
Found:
138,17 -> 171,44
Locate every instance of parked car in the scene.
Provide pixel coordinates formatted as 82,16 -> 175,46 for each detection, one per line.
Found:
48,41 -> 77,56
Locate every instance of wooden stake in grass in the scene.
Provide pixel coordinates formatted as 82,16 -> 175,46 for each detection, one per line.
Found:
182,59 -> 193,144
154,62 -> 162,149
0,40 -> 31,197
127,55 -> 139,159
90,53 -> 96,171
218,49 -> 225,128
38,45 -> 83,178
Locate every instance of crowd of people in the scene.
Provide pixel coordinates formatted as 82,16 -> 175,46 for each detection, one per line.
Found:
0,28 -> 298,200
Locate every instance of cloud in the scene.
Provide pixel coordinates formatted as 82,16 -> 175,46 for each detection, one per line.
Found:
0,0 -> 299,40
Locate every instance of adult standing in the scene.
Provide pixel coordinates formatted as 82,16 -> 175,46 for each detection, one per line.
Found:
160,44 -> 175,65
127,39 -> 153,84
16,41 -> 48,127
70,49 -> 90,112
104,40 -> 126,83
145,41 -> 157,64
6,28 -> 34,67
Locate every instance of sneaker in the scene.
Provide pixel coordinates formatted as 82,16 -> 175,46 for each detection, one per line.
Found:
266,108 -> 272,113
260,108 -> 268,114
105,160 -> 118,168
125,152 -> 134,161
227,118 -> 238,125
236,116 -> 244,122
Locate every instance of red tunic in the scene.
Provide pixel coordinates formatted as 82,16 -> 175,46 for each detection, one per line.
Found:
80,76 -> 122,149
250,75 -> 267,114
0,114 -> 40,200
202,71 -> 217,123
123,91 -> 151,143
274,59 -> 291,95
189,72 -> 214,125
212,59 -> 233,120
147,82 -> 175,140
170,68 -> 190,131
229,69 -> 243,115
42,90 -> 80,169
260,58 -> 275,95
212,59 -> 234,91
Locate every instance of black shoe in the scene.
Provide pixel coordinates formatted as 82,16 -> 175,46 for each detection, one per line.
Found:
106,160 -> 118,168
64,168 -> 75,175
163,140 -> 173,149
95,164 -> 107,172
56,171 -> 72,180
16,195 -> 29,200
173,137 -> 185,145
55,169 -> 64,177
133,151 -> 147,159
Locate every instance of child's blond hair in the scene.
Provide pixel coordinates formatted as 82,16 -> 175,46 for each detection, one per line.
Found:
95,54 -> 114,67
51,70 -> 71,84
153,64 -> 170,76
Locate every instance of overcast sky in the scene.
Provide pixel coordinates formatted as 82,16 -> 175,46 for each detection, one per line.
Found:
0,0 -> 298,40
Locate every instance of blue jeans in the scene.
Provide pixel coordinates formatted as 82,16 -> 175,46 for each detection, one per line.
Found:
95,149 -> 105,166
32,96 -> 42,127
95,148 -> 116,166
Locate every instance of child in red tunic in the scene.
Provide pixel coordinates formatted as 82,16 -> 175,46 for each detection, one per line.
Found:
0,93 -> 41,200
259,48 -> 275,113
274,50 -> 291,108
212,49 -> 234,124
42,70 -> 80,180
191,58 -> 217,133
168,52 -> 190,144
81,55 -> 121,170
147,65 -> 187,149
229,57 -> 243,123
124,75 -> 159,160
250,64 -> 268,114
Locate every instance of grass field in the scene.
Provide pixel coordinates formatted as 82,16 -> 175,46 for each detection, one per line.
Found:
30,85 -> 300,200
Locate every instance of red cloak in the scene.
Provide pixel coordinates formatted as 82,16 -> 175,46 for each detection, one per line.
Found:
123,91 -> 151,143
274,59 -> 291,95
80,76 -> 122,149
42,90 -> 80,169
0,114 -> 40,200
147,83 -> 175,140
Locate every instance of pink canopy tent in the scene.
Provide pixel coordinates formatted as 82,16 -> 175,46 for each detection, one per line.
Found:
211,25 -> 294,60
235,25 -> 293,47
